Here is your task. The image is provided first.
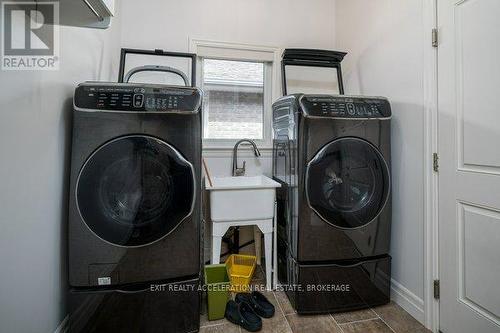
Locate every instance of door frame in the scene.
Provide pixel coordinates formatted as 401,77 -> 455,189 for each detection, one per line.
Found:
423,0 -> 439,331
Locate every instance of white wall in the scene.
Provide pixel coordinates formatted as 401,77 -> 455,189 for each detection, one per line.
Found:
0,12 -> 122,333
119,0 -> 337,177
335,0 -> 426,322
120,0 -> 336,56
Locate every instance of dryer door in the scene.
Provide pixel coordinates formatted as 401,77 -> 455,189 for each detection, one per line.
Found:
306,137 -> 390,229
76,135 -> 195,247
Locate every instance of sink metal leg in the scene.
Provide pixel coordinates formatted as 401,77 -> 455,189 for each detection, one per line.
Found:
273,201 -> 278,289
211,235 -> 222,265
263,231 -> 272,291
254,226 -> 262,265
211,223 -> 229,265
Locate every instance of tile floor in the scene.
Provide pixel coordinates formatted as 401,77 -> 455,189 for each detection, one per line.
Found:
199,265 -> 430,333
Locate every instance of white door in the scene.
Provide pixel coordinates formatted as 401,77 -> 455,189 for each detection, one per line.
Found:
438,0 -> 500,332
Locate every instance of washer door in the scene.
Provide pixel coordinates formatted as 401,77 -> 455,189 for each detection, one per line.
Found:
76,135 -> 195,247
306,137 -> 390,229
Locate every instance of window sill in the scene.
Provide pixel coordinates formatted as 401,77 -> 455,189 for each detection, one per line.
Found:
203,139 -> 272,150
202,146 -> 273,158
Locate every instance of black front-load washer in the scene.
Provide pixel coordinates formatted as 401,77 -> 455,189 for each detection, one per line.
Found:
273,94 -> 392,314
68,82 -> 202,332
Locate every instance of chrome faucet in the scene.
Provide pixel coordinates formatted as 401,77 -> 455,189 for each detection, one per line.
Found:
232,139 -> 261,176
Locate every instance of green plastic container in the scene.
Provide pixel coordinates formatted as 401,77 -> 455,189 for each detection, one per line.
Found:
204,264 -> 231,321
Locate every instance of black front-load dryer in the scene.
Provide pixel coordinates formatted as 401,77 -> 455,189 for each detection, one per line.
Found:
68,82 -> 202,333
273,94 -> 392,314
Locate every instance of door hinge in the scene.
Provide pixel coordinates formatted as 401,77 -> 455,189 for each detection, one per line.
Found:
432,28 -> 439,47
434,279 -> 440,299
433,153 -> 439,172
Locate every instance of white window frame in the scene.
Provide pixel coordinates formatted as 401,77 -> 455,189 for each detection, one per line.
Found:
189,39 -> 281,150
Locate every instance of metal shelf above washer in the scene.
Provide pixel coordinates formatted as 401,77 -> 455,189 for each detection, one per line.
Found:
36,0 -> 114,29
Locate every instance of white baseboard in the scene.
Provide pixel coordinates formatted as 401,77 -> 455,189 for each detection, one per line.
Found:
390,278 -> 425,325
54,315 -> 69,333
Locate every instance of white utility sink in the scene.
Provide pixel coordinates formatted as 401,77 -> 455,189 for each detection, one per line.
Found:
205,175 -> 281,222
206,175 -> 281,289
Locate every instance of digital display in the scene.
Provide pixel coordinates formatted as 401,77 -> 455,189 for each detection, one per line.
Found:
74,83 -> 202,113
301,96 -> 391,118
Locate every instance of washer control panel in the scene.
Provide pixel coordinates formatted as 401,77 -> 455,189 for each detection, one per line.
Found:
74,83 -> 202,113
300,95 -> 391,118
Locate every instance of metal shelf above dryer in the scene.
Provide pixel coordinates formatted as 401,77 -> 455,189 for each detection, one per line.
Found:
35,0 -> 114,29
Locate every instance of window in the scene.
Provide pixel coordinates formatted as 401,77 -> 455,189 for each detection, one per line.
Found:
190,39 -> 279,148
202,59 -> 265,140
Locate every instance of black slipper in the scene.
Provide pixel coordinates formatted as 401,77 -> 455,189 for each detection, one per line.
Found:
225,300 -> 262,332
235,291 -> 275,318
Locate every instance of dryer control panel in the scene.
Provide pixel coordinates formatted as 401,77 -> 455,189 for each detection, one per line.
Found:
300,95 -> 391,119
74,82 -> 202,113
